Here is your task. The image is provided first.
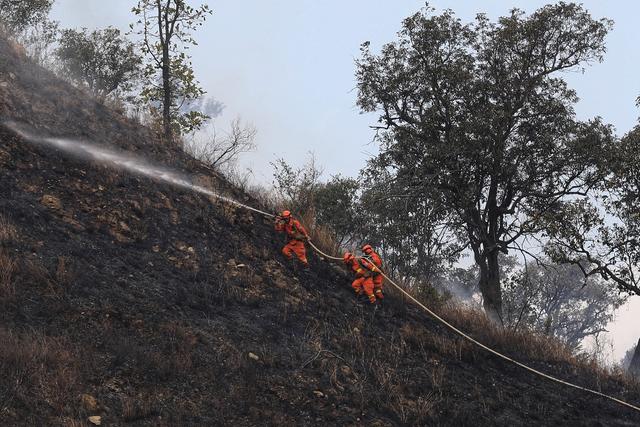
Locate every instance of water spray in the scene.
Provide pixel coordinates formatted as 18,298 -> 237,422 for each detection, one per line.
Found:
2,120 -> 275,218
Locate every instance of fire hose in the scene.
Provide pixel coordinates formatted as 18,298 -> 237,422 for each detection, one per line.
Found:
7,121 -> 638,414
233,209 -> 640,414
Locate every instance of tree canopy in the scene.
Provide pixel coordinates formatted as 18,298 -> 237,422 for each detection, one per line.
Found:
0,0 -> 53,34
131,0 -> 212,143
622,340 -> 640,376
502,261 -> 625,349
356,3 -> 615,321
56,27 -> 142,101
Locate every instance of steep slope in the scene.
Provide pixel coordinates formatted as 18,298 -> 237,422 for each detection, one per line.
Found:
1,36 -> 639,426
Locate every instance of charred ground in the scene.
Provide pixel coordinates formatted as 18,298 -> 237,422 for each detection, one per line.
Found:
0,36 -> 639,426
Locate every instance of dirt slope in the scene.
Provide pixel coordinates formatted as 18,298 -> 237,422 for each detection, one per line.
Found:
1,36 -> 639,426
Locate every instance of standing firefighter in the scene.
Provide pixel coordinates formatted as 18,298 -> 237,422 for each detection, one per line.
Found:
362,244 -> 384,301
275,210 -> 310,267
343,252 -> 379,304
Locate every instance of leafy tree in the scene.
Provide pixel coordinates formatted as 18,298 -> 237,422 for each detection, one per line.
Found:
271,158 -> 361,246
56,27 -> 142,101
543,121 -> 640,297
0,0 -> 57,68
502,261 -> 626,350
0,0 -> 53,34
622,340 -> 640,376
359,159 -> 462,285
313,176 -> 361,247
131,0 -> 212,143
271,154 -> 323,215
356,3 -> 613,321
622,343 -> 635,369
14,18 -> 58,67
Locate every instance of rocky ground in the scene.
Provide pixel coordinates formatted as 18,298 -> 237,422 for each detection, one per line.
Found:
1,35 -> 639,426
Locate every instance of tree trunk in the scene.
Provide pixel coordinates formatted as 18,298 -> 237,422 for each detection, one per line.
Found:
630,338 -> 640,377
161,44 -> 172,144
478,249 -> 503,324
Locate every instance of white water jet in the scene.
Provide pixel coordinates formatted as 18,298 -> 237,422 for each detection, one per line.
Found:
3,120 -> 274,218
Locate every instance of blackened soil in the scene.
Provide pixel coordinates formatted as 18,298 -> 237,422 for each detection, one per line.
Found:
0,36 -> 639,426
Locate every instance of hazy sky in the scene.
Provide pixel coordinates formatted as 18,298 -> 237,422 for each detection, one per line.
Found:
50,1 -> 639,360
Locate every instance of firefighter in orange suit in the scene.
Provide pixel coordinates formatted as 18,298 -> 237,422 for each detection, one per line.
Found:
343,252 -> 378,304
275,210 -> 309,266
362,244 -> 384,300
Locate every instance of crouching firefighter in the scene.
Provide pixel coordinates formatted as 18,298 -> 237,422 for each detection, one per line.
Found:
275,210 -> 310,267
362,244 -> 384,301
343,252 -> 379,304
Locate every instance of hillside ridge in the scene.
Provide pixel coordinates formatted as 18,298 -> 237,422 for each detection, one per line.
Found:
1,35 -> 639,426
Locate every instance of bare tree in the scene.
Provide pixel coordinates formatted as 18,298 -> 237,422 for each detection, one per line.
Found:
184,117 -> 256,169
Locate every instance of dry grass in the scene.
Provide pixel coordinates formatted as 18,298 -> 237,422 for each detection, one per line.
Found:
20,256 -> 75,298
309,223 -> 341,258
295,210 -> 341,259
425,300 -> 640,394
23,257 -> 50,284
0,215 -> 18,243
381,276 -> 640,398
0,328 -> 81,416
144,322 -> 199,380
384,276 -> 576,365
0,249 -> 17,301
62,420 -> 88,427
56,255 -> 74,285
435,302 -> 575,363
121,394 -> 156,421
358,333 -> 441,424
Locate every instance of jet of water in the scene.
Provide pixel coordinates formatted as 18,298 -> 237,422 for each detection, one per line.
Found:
3,120 -> 274,218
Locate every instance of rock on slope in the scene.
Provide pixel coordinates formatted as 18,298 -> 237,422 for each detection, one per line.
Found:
1,36 -> 639,426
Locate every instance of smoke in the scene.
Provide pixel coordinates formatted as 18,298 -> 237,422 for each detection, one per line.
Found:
3,120 -> 272,217
145,93 -> 225,119
432,266 -> 480,305
181,96 -> 225,119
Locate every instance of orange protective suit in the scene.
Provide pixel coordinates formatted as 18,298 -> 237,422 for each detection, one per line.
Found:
275,215 -> 309,265
363,245 -> 384,300
345,255 -> 377,304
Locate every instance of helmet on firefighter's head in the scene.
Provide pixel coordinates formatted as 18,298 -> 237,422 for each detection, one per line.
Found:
362,244 -> 373,254
343,252 -> 354,264
281,210 -> 291,219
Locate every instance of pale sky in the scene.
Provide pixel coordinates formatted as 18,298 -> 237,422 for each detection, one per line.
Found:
50,0 -> 639,360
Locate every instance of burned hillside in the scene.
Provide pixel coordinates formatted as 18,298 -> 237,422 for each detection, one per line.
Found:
1,36 -> 639,426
